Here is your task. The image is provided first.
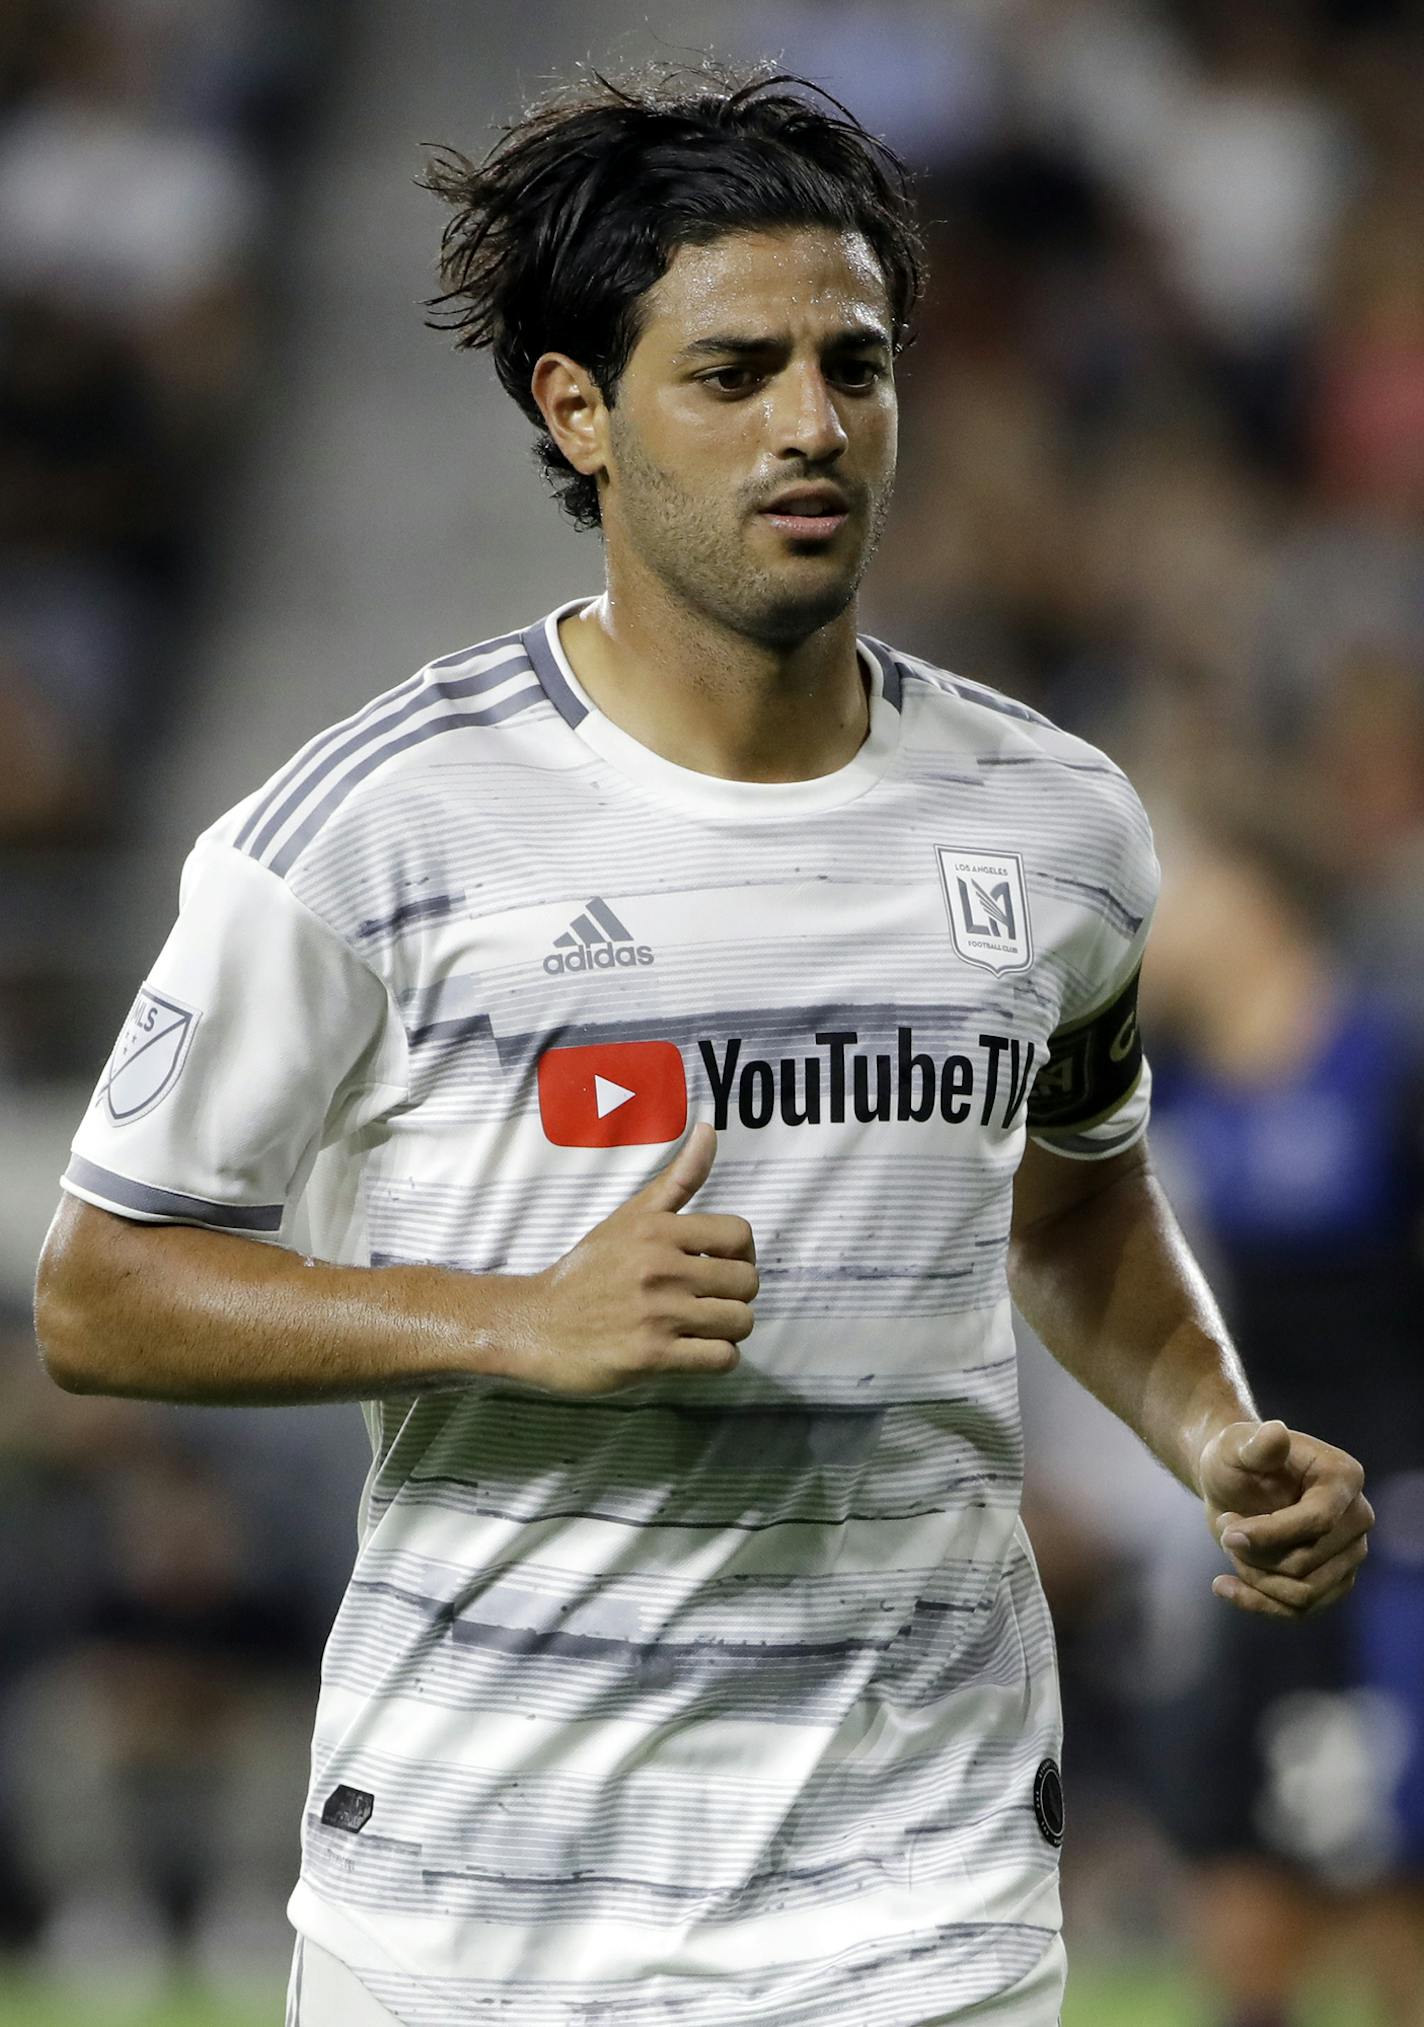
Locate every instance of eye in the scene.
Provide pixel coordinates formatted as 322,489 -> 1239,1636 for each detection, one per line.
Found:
701,366 -> 763,395
832,358 -> 886,389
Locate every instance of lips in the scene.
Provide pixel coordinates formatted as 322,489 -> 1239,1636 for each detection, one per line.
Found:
758,486 -> 851,541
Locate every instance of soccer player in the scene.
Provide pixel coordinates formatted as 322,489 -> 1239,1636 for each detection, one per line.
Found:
34,64 -> 1373,2027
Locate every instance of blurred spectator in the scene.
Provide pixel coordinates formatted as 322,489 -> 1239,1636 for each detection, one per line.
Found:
0,296 -> 183,844
1313,189 -> 1424,519
1138,824 -> 1424,2027
0,1300 -> 361,1997
0,9 -> 260,323
0,0 -> 335,1079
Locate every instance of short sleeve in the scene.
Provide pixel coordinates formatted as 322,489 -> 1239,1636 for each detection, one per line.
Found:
1027,780 -> 1160,1162
62,840 -> 405,1238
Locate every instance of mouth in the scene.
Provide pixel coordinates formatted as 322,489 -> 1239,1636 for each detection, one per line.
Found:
757,485 -> 851,544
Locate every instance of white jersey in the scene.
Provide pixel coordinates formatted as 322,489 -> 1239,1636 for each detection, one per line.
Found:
64,599 -> 1158,2027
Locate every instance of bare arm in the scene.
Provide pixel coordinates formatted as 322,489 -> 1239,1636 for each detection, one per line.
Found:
35,1124 -> 754,1406
1009,1137 -> 1253,1494
36,1194 -> 505,1405
1010,1135 -> 1372,1618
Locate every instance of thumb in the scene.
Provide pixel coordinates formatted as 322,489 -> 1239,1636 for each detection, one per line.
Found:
1236,1419 -> 1292,1473
623,1120 -> 717,1215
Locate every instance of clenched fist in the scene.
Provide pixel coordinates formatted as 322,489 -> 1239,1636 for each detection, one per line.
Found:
1199,1418 -> 1373,1621
498,1122 -> 758,1395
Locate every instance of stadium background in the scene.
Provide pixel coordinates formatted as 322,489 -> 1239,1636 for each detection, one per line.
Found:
1,1 -> 1421,2022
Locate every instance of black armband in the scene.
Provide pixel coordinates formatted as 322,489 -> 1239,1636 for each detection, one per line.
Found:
1027,964 -> 1143,1133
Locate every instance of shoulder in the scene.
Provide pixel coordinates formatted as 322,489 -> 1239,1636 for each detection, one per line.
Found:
203,624 -> 555,882
178,623 -> 568,961
872,637 -> 1155,851
875,637 -> 1119,773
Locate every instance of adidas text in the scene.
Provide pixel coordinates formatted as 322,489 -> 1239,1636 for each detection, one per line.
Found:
544,944 -> 655,975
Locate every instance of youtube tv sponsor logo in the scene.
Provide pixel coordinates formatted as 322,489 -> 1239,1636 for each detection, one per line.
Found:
536,1027 -> 1041,1147
537,1041 -> 688,1147
699,1027 -> 1038,1130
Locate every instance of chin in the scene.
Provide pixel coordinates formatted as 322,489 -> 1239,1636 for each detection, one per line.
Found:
737,571 -> 860,648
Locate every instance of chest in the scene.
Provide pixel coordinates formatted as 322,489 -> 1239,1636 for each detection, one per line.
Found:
383,812 -> 1075,1159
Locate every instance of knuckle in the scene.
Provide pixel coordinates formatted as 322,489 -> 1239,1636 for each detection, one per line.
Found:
640,1248 -> 683,1295
634,1324 -> 669,1366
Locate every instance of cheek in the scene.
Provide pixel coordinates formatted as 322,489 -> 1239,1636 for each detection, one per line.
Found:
653,374 -> 782,448
625,397 -> 755,514
864,395 -> 898,466
666,395 -> 762,469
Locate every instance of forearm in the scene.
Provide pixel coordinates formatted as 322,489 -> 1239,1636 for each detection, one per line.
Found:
1008,1154 -> 1258,1496
35,1195 -> 522,1406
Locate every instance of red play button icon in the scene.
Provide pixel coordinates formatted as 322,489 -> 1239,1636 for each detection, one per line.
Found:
537,1041 -> 688,1147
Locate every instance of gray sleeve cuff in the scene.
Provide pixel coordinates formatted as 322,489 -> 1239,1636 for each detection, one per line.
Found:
62,1155 -> 284,1233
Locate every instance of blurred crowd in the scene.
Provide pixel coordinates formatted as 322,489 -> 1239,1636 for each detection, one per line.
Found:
0,0 -> 353,1997
3,0 -> 1423,2019
0,0 -> 340,1080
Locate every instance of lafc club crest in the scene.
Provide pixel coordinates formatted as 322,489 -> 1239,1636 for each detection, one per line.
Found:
99,985 -> 201,1124
937,847 -> 1033,976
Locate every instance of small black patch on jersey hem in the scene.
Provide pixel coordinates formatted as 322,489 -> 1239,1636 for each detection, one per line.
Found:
1034,1759 -> 1065,1847
321,1784 -> 374,1834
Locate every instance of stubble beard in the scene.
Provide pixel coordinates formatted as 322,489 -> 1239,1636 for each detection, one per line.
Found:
607,413 -> 894,651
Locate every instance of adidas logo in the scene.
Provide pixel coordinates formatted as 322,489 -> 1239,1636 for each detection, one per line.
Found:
543,897 -> 655,975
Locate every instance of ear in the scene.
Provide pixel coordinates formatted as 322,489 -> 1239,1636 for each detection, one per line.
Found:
530,352 -> 607,482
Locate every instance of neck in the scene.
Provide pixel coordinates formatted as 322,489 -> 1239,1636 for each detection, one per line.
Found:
557,551 -> 869,784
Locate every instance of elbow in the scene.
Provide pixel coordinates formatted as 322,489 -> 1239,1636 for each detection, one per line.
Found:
33,1201 -> 116,1394
39,1354 -> 101,1396
34,1268 -> 97,1394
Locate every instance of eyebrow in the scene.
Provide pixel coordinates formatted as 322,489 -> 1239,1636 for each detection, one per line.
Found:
674,323 -> 893,364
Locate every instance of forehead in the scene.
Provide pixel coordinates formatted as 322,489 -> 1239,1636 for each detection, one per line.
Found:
639,227 -> 891,347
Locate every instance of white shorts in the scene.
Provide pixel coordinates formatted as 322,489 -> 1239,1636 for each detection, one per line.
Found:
284,1934 -> 1067,2027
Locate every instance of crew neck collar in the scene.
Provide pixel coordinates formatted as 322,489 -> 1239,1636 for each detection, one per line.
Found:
520,597 -> 903,820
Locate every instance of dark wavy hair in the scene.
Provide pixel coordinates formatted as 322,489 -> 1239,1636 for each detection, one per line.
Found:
419,61 -> 925,530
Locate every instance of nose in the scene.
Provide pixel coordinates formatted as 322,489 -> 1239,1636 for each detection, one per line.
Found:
772,361 -> 848,464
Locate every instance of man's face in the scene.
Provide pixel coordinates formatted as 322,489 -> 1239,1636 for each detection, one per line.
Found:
600,227 -> 899,647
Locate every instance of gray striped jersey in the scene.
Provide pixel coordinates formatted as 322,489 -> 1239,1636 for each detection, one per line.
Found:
63,598 -> 1159,2025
